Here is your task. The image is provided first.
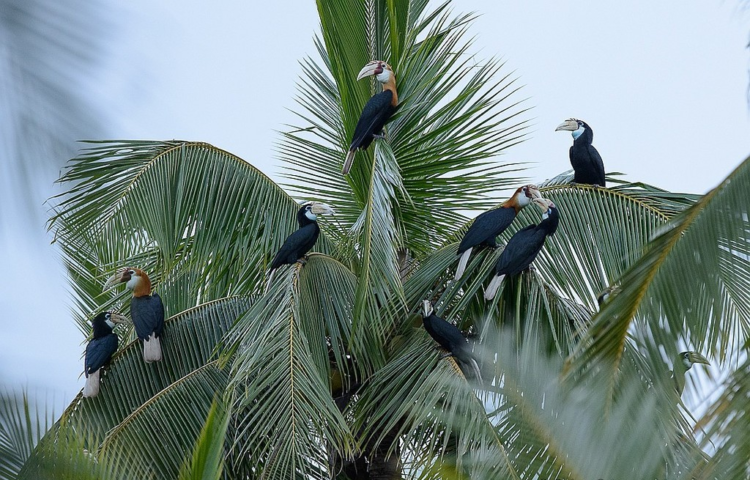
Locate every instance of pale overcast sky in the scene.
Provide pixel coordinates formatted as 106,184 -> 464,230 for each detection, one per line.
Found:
0,1 -> 748,412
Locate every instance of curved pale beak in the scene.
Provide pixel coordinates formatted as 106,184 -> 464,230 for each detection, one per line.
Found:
688,352 -> 710,366
555,118 -> 579,132
108,313 -> 130,324
533,198 -> 551,211
310,202 -> 335,215
356,60 -> 383,81
527,185 -> 542,200
103,268 -> 127,291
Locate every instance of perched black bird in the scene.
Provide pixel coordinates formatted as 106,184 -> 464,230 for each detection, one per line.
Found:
104,268 -> 165,363
83,311 -> 126,398
485,198 -> 560,300
455,184 -> 541,280
267,202 -> 334,289
670,351 -> 710,398
596,285 -> 619,308
421,300 -> 482,382
342,60 -> 399,174
555,118 -> 606,186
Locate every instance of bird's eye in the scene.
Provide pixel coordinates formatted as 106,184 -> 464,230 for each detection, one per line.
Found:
129,270 -> 135,275
105,312 -> 110,319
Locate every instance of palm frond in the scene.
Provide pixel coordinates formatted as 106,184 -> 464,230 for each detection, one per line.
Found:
225,259 -> 356,479
178,399 -> 230,480
567,156 -> 750,406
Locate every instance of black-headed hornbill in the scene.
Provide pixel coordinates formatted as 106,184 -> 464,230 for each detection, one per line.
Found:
83,311 -> 127,398
267,201 -> 334,289
484,198 -> 559,301
421,300 -> 482,382
555,118 -> 606,187
342,60 -> 399,174
671,351 -> 710,398
104,268 -> 165,363
455,184 -> 542,280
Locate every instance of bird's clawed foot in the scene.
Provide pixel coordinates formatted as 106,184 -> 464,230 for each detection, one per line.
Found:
372,133 -> 386,139
296,256 -> 309,266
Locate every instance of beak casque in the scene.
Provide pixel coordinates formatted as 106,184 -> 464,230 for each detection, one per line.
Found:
108,313 -> 130,324
310,202 -> 335,216
555,118 -> 579,132
356,61 -> 383,81
103,268 -> 128,291
527,185 -> 543,200
688,352 -> 711,366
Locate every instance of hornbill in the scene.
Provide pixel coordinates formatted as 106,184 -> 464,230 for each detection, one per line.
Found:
454,184 -> 541,280
671,351 -> 710,398
342,60 -> 399,174
104,268 -> 165,363
484,198 -> 559,301
555,118 -> 606,187
83,311 -> 127,398
421,300 -> 482,382
267,202 -> 334,289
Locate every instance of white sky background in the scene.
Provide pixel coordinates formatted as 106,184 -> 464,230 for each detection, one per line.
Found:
0,0 -> 748,415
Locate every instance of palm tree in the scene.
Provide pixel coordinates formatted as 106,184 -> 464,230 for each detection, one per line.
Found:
10,0 -> 750,479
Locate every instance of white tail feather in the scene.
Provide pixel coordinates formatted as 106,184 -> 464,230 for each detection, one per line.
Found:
454,248 -> 473,281
83,370 -> 100,398
468,358 -> 483,385
484,274 -> 505,301
143,334 -> 162,363
342,150 -> 356,174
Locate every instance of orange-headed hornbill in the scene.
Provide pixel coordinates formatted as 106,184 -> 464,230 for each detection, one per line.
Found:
342,60 -> 399,174
267,202 -> 334,289
421,300 -> 481,382
484,198 -> 559,300
83,311 -> 127,398
671,351 -> 710,398
555,118 -> 606,187
455,184 -> 542,280
104,268 -> 164,363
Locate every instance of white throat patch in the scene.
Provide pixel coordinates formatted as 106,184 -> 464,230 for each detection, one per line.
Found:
125,276 -> 139,290
304,210 -> 317,221
105,319 -> 116,329
571,125 -> 585,140
376,69 -> 392,83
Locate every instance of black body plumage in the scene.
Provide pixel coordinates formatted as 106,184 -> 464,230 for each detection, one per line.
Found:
422,304 -> 481,381
270,205 -> 321,272
85,313 -> 118,376
349,90 -> 398,153
569,122 -> 606,186
493,204 -> 559,277
458,207 -> 516,254
131,294 -> 165,342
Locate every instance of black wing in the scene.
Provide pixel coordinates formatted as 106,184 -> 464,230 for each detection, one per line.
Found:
423,314 -> 466,354
270,223 -> 320,271
131,294 -> 165,341
494,225 -> 547,276
349,90 -> 396,151
457,207 -> 516,253
85,333 -> 118,375
586,144 -> 606,186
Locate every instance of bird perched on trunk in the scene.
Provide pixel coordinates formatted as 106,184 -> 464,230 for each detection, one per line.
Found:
104,268 -> 165,363
454,184 -> 541,280
342,60 -> 399,174
421,300 -> 482,383
555,118 -> 606,187
671,351 -> 710,398
267,202 -> 334,290
83,311 -> 127,398
485,198 -> 560,301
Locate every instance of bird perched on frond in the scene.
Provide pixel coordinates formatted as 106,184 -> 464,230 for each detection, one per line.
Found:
485,198 -> 560,301
421,300 -> 482,383
670,351 -> 710,398
555,118 -> 606,187
104,267 -> 165,363
267,201 -> 334,290
83,311 -> 127,398
342,60 -> 399,174
454,184 -> 541,281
